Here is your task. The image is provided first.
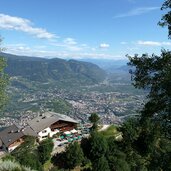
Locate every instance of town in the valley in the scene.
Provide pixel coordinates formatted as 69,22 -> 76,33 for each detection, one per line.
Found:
0,87 -> 144,128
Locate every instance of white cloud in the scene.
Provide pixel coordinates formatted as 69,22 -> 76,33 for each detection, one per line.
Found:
99,43 -> 110,48
67,46 -> 83,51
114,7 -> 159,18
6,44 -> 31,51
0,14 -> 56,40
137,40 -> 171,46
51,38 -> 83,52
5,44 -> 123,59
63,38 -> 77,45
63,38 -> 82,51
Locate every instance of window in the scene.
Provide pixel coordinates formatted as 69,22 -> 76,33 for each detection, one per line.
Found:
42,130 -> 47,133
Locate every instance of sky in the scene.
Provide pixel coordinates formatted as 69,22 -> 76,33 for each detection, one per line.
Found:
0,0 -> 170,60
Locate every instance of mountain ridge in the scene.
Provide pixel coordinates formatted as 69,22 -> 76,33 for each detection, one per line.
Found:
0,53 -> 106,85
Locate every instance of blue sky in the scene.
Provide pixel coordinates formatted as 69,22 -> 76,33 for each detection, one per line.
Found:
0,0 -> 170,60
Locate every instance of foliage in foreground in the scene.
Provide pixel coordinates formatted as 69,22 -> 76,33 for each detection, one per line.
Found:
0,38 -> 9,111
0,160 -> 36,171
52,131 -> 130,171
11,136 -> 42,171
38,138 -> 54,164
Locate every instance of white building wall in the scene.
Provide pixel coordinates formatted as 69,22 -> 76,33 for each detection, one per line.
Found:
38,127 -> 59,141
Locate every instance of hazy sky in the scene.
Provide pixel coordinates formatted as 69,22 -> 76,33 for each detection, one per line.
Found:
0,0 -> 170,60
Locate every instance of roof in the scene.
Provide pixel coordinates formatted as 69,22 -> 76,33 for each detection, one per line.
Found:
0,124 -> 24,147
28,112 -> 79,133
23,127 -> 38,137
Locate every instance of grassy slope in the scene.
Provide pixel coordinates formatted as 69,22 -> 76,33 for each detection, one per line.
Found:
100,125 -> 120,138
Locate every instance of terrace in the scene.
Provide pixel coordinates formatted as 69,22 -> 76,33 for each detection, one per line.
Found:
52,127 -> 90,152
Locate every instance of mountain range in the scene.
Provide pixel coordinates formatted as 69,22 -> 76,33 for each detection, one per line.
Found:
79,58 -> 129,73
1,53 -> 107,85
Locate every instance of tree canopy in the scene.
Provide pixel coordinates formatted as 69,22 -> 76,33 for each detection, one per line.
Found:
159,0 -> 171,38
127,0 -> 171,138
11,136 -> 43,171
120,1 -> 171,170
38,138 -> 54,164
0,37 -> 8,111
89,113 -> 100,131
64,141 -> 84,169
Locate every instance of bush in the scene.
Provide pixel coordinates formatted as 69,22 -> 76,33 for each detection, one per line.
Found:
0,160 -> 35,171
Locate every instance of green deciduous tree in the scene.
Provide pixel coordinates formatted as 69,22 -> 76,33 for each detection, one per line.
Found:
38,138 -> 54,164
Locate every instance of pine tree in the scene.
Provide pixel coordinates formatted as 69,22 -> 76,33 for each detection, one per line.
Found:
65,141 -> 84,169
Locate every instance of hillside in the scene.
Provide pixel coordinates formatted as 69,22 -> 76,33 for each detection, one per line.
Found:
1,53 -> 106,85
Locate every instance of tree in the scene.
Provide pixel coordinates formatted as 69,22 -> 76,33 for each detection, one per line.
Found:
89,113 -> 100,131
159,0 -> 171,38
38,138 -> 54,164
64,141 -> 84,169
92,156 -> 110,171
128,50 -> 171,137
0,159 -> 37,171
11,136 -> 42,171
89,113 -> 100,124
49,166 -> 66,171
80,137 -> 91,159
128,1 -> 171,135
107,137 -> 131,171
89,132 -> 108,161
124,1 -> 171,170
12,136 -> 36,157
0,37 -> 8,111
120,118 -> 140,146
15,152 -> 42,171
